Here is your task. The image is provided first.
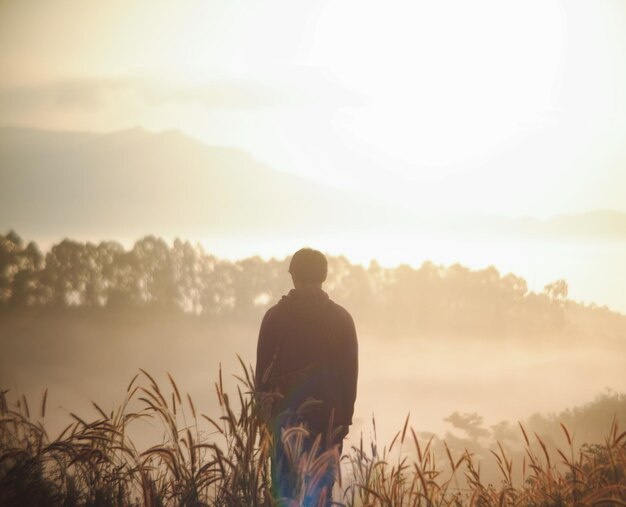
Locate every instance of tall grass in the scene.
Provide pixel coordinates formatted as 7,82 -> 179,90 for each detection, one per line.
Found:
1,359 -> 625,506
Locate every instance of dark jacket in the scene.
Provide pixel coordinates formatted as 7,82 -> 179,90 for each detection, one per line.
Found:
255,288 -> 358,433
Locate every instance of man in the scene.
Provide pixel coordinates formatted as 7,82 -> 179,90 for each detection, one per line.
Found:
255,248 -> 358,505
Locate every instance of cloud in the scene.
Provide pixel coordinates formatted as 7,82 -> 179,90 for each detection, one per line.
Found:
0,79 -> 112,111
145,79 -> 285,110
0,67 -> 363,119
0,78 -> 275,113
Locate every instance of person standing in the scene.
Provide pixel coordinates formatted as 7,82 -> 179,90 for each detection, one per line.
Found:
255,248 -> 358,506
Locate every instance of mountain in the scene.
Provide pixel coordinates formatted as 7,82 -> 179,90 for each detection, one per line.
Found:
537,211 -> 626,239
1,126 -> 625,243
438,211 -> 626,240
0,126 -> 381,240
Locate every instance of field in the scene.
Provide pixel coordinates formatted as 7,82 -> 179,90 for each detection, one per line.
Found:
2,356 -> 625,506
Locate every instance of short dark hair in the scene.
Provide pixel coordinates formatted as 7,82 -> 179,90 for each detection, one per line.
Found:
288,248 -> 327,284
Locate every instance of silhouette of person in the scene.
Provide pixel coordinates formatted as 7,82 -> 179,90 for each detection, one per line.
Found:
255,248 -> 358,506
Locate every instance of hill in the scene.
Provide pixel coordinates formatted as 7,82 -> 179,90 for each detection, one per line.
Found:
0,126 -> 374,239
2,126 -> 626,243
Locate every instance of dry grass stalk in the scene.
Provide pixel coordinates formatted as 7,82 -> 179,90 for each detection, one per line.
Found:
1,359 -> 625,506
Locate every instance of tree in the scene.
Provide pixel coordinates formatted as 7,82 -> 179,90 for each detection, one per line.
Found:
132,236 -> 178,309
544,279 -> 568,300
10,241 -> 44,306
0,230 -> 23,304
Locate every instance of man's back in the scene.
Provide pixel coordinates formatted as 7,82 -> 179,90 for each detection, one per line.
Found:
255,287 -> 358,434
255,248 -> 358,505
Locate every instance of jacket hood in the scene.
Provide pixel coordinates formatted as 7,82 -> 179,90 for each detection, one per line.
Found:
278,288 -> 331,315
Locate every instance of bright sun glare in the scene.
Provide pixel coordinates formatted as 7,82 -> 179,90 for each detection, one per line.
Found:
308,1 -> 565,168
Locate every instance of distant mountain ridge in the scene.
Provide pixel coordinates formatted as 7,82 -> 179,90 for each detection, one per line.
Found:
445,210 -> 626,240
535,210 -> 626,239
1,126 -> 625,241
0,125 -> 373,239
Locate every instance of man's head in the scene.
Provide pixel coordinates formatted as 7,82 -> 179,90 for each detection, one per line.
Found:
288,248 -> 327,288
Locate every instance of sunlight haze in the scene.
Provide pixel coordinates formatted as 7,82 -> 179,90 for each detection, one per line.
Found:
2,3 -> 626,500
2,0 -> 626,312
2,0 -> 626,216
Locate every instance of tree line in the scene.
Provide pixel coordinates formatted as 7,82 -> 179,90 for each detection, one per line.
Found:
1,230 -> 623,339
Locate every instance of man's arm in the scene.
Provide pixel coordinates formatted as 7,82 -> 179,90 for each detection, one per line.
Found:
341,311 -> 359,426
255,308 -> 278,392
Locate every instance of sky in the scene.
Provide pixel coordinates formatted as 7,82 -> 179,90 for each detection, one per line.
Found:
1,0 -> 626,218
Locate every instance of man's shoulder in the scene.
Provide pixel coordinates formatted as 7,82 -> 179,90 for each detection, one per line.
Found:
328,300 -> 356,328
261,298 -> 353,320
261,303 -> 282,322
328,300 -> 352,317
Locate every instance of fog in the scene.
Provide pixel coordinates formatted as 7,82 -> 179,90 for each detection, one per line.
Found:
2,294 -> 624,454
